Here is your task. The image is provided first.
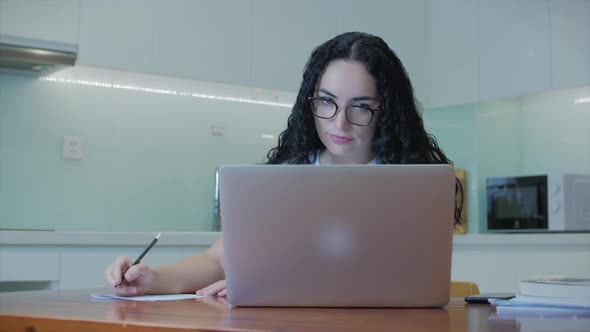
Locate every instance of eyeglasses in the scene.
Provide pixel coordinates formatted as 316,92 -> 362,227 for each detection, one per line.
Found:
308,96 -> 380,126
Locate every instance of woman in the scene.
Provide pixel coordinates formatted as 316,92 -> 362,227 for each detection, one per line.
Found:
104,31 -> 462,297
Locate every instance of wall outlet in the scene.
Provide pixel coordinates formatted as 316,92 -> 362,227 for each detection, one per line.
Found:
63,136 -> 83,160
211,125 -> 224,137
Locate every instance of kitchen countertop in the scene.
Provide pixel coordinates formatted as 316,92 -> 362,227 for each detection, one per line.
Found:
0,231 -> 588,247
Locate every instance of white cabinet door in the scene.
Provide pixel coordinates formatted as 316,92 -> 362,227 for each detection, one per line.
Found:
77,0 -> 153,73
152,0 -> 252,86
0,249 -> 59,282
478,0 -> 551,101
0,0 -> 79,44
59,247 -> 207,289
549,0 -> 590,90
426,0 -> 478,109
249,0 -> 340,92
339,0 -> 428,106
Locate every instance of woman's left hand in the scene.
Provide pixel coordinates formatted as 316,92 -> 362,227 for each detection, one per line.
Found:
196,279 -> 227,297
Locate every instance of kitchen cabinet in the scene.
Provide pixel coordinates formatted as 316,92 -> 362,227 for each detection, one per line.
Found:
339,0 -> 428,105
77,0 -> 153,73
426,0 -> 479,108
477,0 -> 552,101
1,231 -> 589,294
0,0 -> 79,44
0,250 -> 59,282
249,0 -> 340,92
549,0 -> 590,90
4,0 -> 588,105
152,0 -> 252,86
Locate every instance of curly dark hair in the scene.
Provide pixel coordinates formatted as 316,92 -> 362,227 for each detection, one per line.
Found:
265,31 -> 463,225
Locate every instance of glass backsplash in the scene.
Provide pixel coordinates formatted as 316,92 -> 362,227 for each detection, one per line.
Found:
1,67 -> 588,233
426,87 -> 590,232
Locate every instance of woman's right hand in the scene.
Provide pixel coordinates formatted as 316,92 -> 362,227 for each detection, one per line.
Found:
104,256 -> 155,296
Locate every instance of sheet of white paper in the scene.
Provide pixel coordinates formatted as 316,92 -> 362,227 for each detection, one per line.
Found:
490,296 -> 590,309
90,293 -> 209,302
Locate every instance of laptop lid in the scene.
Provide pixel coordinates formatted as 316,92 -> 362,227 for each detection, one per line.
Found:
220,164 -> 455,307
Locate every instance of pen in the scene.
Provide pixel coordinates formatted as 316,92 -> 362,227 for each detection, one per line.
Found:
115,233 -> 161,288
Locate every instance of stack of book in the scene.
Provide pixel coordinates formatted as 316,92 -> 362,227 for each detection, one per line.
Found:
490,277 -> 590,332
491,277 -> 590,313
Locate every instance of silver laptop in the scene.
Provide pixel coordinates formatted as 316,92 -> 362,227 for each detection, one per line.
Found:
219,164 -> 456,307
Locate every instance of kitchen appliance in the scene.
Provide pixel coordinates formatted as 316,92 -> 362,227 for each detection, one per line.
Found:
0,34 -> 77,75
487,174 -> 590,232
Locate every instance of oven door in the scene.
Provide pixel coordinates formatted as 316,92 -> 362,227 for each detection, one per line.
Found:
486,175 -> 548,230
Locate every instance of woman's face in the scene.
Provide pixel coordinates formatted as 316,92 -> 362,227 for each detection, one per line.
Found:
313,60 -> 380,163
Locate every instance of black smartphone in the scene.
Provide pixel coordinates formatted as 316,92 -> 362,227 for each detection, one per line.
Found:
464,293 -> 515,304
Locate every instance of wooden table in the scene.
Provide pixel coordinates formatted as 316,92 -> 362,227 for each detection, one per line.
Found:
0,288 -> 583,332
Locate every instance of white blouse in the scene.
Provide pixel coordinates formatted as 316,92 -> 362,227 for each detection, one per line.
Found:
311,150 -> 379,165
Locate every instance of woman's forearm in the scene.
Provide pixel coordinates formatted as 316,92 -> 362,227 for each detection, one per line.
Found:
147,237 -> 224,294
149,252 -> 224,294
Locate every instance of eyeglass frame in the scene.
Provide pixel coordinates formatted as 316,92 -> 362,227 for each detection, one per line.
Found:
307,96 -> 381,126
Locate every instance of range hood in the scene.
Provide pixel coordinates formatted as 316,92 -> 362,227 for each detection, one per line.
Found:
0,35 -> 77,75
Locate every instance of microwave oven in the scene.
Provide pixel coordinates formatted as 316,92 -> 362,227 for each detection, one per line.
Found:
486,174 -> 590,232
